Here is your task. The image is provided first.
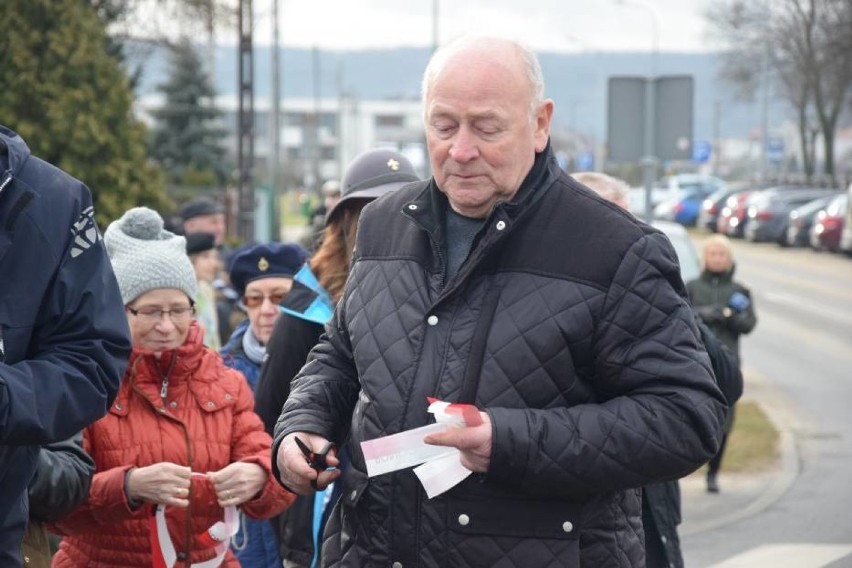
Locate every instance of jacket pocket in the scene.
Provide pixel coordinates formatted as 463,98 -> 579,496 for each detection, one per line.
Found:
446,496 -> 582,567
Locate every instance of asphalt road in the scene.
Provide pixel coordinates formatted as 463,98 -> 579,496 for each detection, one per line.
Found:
682,237 -> 852,568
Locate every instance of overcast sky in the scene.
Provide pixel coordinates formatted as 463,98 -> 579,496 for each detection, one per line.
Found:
130,0 -> 721,53
248,0 -> 719,52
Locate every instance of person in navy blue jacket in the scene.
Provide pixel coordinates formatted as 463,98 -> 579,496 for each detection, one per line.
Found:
0,125 -> 131,567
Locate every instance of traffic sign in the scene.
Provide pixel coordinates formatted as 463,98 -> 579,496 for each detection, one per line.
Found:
693,140 -> 712,163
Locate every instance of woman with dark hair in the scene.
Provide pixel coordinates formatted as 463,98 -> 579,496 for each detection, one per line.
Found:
255,148 -> 419,568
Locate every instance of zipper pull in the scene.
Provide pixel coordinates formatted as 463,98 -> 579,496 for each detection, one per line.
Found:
0,327 -> 6,363
160,376 -> 169,405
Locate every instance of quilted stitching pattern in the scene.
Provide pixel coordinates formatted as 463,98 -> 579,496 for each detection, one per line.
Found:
282,175 -> 726,567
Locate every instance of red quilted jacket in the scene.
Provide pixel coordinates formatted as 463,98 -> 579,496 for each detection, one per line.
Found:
51,323 -> 294,567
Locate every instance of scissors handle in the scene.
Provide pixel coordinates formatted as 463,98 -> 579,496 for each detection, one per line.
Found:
294,436 -> 334,470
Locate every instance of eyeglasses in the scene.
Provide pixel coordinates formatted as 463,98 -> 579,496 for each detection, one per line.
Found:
241,292 -> 286,309
126,305 -> 196,323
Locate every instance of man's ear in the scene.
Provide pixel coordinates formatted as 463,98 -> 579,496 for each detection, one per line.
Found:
534,99 -> 555,152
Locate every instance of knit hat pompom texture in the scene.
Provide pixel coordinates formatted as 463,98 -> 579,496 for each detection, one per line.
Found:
105,207 -> 198,305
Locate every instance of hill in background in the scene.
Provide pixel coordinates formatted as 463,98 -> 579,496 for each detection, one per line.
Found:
127,43 -> 792,145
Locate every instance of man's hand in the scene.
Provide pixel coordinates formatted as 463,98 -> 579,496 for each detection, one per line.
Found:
423,412 -> 492,473
207,462 -> 268,507
126,462 -> 192,507
276,432 -> 341,495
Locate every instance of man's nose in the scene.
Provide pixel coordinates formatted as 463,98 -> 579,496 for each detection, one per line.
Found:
449,127 -> 478,163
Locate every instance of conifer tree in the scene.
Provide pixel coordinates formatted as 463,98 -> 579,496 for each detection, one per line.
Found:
149,39 -> 228,186
0,0 -> 169,226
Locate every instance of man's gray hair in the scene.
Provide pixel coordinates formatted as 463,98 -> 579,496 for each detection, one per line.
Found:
421,36 -> 545,122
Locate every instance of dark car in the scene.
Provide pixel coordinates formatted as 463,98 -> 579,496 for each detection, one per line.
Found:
698,186 -> 741,232
810,194 -> 848,252
744,188 -> 838,244
784,194 -> 841,247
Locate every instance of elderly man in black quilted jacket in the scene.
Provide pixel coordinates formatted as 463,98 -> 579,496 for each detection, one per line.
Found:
273,35 -> 727,568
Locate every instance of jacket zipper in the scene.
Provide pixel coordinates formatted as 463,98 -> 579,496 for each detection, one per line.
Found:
0,326 -> 5,363
0,170 -> 12,197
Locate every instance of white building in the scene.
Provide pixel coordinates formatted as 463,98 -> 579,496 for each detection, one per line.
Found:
136,94 -> 428,190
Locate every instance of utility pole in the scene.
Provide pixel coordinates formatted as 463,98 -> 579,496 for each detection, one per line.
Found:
271,0 -> 281,240
311,46 -> 321,198
237,0 -> 255,241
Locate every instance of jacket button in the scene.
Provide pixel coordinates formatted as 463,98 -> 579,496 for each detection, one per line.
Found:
177,552 -> 187,560
458,514 -> 470,526
225,393 -> 233,400
496,220 -> 506,231
426,315 -> 439,326
392,563 -> 403,568
661,535 -> 667,544
169,401 -> 177,408
562,521 -> 574,533
114,403 -> 123,410
407,204 -> 418,210
350,490 -> 357,501
206,401 -> 215,408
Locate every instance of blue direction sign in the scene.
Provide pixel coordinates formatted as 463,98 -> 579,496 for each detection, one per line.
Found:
692,139 -> 712,163
767,138 -> 784,161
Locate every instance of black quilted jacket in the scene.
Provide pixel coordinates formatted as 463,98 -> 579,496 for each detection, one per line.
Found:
274,149 -> 726,567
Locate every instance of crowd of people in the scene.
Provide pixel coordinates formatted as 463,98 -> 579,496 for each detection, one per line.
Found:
1,34 -> 758,568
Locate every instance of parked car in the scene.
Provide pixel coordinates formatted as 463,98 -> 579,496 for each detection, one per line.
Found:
744,188 -> 837,244
698,186 -> 742,232
653,185 -> 718,227
716,190 -> 755,237
784,194 -> 841,247
630,173 -> 726,219
839,182 -> 852,255
810,194 -> 848,252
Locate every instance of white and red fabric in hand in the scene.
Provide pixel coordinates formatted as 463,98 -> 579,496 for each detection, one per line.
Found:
150,473 -> 240,568
426,397 -> 483,427
359,398 -> 483,498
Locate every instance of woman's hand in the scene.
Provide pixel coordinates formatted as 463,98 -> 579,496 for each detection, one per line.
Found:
126,463 -> 192,507
207,462 -> 268,507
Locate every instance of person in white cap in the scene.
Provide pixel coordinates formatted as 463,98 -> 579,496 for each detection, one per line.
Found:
50,207 -> 294,568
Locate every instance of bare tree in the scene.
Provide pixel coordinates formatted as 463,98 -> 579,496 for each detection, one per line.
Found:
707,0 -> 852,183
98,0 -> 237,50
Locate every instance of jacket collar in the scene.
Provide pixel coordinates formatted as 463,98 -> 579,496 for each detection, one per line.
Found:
402,140 -> 559,240
111,322 -> 237,415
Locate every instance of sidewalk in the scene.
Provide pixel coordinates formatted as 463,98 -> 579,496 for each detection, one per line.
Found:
680,367 -> 800,536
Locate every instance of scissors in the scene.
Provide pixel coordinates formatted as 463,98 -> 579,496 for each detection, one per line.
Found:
294,436 -> 336,489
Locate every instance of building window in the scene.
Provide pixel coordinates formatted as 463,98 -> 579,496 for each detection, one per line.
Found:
375,115 -> 405,128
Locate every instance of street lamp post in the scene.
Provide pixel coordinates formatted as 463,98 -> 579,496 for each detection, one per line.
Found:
614,0 -> 660,221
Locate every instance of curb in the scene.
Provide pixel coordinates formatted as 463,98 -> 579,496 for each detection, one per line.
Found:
680,367 -> 800,536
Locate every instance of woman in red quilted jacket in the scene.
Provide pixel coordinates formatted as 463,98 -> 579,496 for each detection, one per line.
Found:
50,207 -> 294,567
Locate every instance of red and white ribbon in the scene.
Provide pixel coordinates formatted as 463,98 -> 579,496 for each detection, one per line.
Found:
359,398 -> 484,499
426,397 -> 483,427
150,473 -> 240,568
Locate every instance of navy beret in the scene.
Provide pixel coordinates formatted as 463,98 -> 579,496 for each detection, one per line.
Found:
229,242 -> 309,296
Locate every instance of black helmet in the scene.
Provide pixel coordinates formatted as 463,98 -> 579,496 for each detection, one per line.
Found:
326,148 -> 419,223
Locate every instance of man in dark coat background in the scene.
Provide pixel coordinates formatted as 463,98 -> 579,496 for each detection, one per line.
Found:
0,125 -> 130,567
273,37 -> 727,567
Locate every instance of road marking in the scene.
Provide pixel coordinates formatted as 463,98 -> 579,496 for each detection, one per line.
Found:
709,544 -> 852,568
762,290 -> 852,327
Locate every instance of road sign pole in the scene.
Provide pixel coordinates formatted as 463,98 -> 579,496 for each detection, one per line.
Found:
642,76 -> 657,223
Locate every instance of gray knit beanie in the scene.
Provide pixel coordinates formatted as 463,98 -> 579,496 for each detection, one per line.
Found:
104,207 -> 198,305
